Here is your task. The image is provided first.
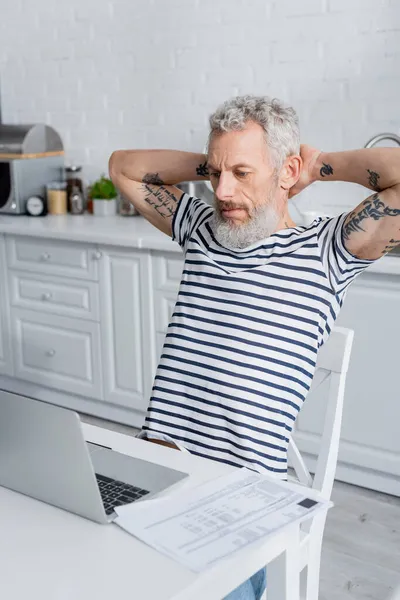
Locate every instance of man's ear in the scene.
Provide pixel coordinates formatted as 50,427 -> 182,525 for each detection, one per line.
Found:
279,155 -> 302,191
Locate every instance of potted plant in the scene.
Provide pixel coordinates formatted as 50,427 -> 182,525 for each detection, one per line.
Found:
89,175 -> 118,217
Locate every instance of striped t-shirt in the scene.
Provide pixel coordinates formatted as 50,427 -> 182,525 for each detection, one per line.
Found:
143,193 -> 376,477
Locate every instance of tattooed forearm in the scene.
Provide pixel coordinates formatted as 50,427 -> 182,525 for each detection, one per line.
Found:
382,239 -> 400,254
196,160 -> 209,178
141,184 -> 177,219
142,172 -> 165,185
367,169 -> 381,192
343,193 -> 400,241
320,163 -> 334,177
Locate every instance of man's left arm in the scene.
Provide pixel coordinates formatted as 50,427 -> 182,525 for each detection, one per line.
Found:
311,148 -> 400,260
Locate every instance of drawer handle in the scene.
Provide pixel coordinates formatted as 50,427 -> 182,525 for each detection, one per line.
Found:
40,252 -> 51,261
41,292 -> 52,301
46,349 -> 56,357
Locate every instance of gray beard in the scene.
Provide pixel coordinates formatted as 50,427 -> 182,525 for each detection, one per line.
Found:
210,201 -> 281,250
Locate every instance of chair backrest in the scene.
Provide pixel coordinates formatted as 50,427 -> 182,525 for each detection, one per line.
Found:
288,326 -> 354,501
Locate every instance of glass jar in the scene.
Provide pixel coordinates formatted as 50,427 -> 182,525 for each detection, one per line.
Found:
119,193 -> 139,216
66,165 -> 85,214
46,181 -> 67,215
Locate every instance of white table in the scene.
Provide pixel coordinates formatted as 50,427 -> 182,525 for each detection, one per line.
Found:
0,423 -> 319,600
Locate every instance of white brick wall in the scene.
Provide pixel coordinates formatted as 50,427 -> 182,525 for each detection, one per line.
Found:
0,0 -> 399,214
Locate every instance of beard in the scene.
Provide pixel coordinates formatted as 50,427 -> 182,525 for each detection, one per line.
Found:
210,192 -> 281,250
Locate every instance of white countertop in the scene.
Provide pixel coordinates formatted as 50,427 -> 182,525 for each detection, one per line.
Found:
0,213 -> 181,253
0,213 -> 399,274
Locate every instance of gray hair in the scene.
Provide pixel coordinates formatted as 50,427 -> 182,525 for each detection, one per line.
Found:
208,95 -> 300,171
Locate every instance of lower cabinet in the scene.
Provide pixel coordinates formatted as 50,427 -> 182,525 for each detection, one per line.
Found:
2,231 -> 399,494
294,269 -> 400,495
99,247 -> 155,413
0,235 -> 13,376
11,308 -> 102,400
152,252 -> 183,367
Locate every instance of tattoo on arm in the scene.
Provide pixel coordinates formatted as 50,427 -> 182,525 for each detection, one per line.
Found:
142,172 -> 165,185
343,193 -> 400,241
141,184 -> 178,219
320,163 -> 334,177
196,160 -> 209,178
382,238 -> 400,254
367,169 -> 382,192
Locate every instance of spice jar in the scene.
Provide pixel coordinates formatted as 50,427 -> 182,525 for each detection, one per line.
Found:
66,165 -> 85,214
46,181 -> 67,215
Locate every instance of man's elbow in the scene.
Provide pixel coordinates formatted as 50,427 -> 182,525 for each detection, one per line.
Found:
108,150 -> 124,183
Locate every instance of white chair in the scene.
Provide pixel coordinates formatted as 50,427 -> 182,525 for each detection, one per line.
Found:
281,326 -> 355,600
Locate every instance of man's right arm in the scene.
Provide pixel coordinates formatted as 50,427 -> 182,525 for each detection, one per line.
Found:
108,149 -> 210,237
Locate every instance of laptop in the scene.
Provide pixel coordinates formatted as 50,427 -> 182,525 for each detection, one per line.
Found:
0,390 -> 188,524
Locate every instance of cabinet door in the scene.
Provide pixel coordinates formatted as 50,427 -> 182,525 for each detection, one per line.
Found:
11,308 -> 102,399
99,248 -> 154,412
294,269 -> 400,495
0,235 -> 13,376
152,253 -> 184,367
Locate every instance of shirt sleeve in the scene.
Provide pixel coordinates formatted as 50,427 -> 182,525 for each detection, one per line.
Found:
316,211 -> 377,294
171,193 -> 213,251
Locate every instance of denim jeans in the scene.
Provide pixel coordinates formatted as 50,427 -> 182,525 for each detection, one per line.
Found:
224,567 -> 267,600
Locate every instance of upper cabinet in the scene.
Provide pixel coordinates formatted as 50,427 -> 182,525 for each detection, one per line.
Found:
0,235 -> 13,376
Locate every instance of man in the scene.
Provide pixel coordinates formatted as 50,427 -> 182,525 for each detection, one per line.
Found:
109,95 -> 400,600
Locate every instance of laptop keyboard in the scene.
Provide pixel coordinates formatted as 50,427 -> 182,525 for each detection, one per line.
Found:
95,473 -> 150,516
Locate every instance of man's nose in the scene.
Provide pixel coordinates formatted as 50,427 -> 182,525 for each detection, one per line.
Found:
215,173 -> 236,201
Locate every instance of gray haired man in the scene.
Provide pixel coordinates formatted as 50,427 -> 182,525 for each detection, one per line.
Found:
109,95 -> 400,599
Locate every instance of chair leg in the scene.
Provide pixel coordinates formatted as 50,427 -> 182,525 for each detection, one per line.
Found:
303,537 -> 323,600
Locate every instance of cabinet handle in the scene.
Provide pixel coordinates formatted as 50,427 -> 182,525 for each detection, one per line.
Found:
41,292 -> 52,301
92,251 -> 102,260
46,349 -> 56,357
40,252 -> 51,261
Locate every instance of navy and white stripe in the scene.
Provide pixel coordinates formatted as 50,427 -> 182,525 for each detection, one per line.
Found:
143,194 -> 375,477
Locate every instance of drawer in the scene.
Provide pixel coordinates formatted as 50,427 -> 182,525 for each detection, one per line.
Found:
154,289 -> 178,333
9,271 -> 100,321
152,254 -> 184,292
6,236 -> 99,281
11,308 -> 102,400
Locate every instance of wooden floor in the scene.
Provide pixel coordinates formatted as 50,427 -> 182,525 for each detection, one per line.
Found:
320,481 -> 400,600
81,414 -> 400,600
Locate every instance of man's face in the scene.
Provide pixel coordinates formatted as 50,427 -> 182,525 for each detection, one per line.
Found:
207,121 -> 283,248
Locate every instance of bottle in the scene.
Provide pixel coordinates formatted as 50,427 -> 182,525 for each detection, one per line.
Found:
69,185 -> 84,214
66,165 -> 85,214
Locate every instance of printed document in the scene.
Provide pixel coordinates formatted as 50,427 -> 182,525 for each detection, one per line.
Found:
114,468 -> 331,572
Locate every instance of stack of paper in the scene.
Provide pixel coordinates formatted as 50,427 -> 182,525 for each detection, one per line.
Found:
114,468 -> 331,572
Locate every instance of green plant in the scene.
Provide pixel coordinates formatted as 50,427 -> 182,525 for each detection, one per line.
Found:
89,175 -> 117,200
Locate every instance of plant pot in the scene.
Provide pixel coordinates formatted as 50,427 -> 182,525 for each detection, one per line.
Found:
93,198 -> 117,217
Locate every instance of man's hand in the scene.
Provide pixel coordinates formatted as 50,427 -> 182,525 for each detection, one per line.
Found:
288,144 -> 322,199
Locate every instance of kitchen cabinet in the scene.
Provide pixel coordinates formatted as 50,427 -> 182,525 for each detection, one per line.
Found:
10,308 -> 102,400
152,253 -> 184,363
0,214 -> 399,495
99,247 -> 155,414
0,235 -> 13,376
293,270 -> 400,496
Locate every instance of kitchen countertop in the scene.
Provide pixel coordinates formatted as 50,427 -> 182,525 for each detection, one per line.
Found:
0,213 -> 399,275
0,213 -> 180,253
